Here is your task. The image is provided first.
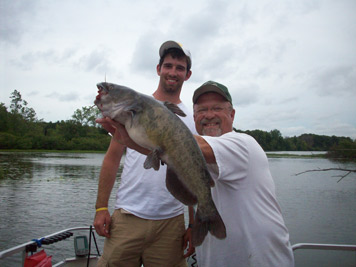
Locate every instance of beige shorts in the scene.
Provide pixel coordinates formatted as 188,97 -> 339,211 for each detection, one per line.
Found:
97,209 -> 187,267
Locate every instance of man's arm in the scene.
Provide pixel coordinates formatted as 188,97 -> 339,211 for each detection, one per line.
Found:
194,135 -> 216,164
93,136 -> 125,238
183,206 -> 196,257
94,117 -> 150,237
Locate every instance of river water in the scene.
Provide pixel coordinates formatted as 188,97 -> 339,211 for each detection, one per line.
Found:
0,152 -> 355,266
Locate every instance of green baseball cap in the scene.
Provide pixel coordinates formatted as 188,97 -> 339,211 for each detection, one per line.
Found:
193,81 -> 232,104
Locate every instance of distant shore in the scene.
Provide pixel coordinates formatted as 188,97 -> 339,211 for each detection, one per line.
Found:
1,149 -> 327,159
266,152 -> 326,159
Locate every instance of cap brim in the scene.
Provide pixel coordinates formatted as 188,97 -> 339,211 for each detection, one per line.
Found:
160,41 -> 182,57
193,85 -> 229,103
159,41 -> 191,59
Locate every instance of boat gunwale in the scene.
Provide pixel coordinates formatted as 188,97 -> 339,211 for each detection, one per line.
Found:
2,228 -> 356,265
0,226 -> 91,260
292,243 -> 356,251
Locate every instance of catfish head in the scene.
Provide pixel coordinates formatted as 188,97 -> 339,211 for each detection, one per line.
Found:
94,82 -> 139,123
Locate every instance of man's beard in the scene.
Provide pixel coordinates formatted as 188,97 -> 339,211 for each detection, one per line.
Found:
163,82 -> 181,94
164,86 -> 178,93
201,118 -> 222,137
161,76 -> 183,94
202,128 -> 222,137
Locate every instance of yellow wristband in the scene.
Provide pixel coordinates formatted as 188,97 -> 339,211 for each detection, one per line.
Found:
96,207 -> 108,212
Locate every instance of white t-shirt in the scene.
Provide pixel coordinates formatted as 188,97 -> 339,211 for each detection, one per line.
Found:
196,132 -> 294,267
115,103 -> 197,220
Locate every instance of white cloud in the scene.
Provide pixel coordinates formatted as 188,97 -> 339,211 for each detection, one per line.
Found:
1,0 -> 355,139
309,65 -> 356,96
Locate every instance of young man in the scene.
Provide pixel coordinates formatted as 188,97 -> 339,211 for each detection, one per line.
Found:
94,41 -> 195,266
192,81 -> 295,266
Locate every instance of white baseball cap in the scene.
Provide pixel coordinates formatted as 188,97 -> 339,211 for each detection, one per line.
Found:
159,40 -> 192,69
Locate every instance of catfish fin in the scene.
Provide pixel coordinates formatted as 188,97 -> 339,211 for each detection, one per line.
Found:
163,102 -> 186,117
143,149 -> 161,171
166,167 -> 197,205
109,107 -> 132,122
123,104 -> 143,128
123,103 -> 143,114
191,210 -> 209,247
192,207 -> 227,247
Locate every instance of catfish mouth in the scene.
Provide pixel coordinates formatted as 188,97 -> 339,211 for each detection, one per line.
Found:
97,82 -> 107,92
94,83 -> 109,107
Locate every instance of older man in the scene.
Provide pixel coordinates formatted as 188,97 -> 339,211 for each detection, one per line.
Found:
192,81 -> 295,266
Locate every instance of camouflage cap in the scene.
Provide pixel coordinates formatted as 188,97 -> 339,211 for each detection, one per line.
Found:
193,81 -> 232,104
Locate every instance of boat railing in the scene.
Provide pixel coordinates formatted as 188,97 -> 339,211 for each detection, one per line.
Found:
0,226 -> 99,266
2,232 -> 356,266
292,243 -> 356,252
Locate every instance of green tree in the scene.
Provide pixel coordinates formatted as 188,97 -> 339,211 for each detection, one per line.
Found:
10,90 -> 37,122
72,106 -> 100,127
10,90 -> 23,115
54,120 -> 83,141
327,139 -> 356,160
0,103 -> 10,132
269,129 -> 285,151
22,100 -> 37,122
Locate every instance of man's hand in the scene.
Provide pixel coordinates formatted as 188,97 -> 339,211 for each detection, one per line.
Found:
96,117 -> 116,136
96,117 -> 135,146
96,117 -> 150,155
93,210 -> 111,238
183,227 -> 195,258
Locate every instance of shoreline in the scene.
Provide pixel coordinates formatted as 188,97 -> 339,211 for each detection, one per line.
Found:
1,149 -> 327,158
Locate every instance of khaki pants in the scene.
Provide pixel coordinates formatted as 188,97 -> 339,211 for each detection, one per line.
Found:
97,209 -> 187,267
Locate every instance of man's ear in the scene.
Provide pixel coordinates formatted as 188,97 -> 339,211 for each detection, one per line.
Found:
231,108 -> 236,121
184,70 -> 192,81
156,64 -> 161,76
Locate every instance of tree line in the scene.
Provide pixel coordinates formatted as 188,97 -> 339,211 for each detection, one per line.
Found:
236,129 -> 356,160
0,90 -> 355,159
0,90 -> 110,151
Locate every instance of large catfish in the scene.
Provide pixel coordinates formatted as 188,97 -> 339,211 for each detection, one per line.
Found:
94,82 -> 226,246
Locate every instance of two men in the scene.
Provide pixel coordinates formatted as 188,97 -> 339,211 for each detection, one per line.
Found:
94,41 -> 294,266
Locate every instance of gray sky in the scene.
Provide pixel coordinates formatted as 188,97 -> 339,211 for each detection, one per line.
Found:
1,0 -> 355,138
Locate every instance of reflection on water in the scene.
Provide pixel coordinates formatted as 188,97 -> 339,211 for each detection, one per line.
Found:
0,153 -> 34,180
269,157 -> 356,267
0,152 -> 355,266
0,152 -> 104,180
0,152 -> 117,266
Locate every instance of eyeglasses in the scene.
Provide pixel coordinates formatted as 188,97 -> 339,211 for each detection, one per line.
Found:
195,106 -> 231,115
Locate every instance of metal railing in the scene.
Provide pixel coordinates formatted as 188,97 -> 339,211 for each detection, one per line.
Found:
2,233 -> 356,266
292,243 -> 356,252
0,226 -> 92,260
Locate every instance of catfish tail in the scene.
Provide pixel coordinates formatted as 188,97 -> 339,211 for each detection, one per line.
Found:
192,209 -> 226,246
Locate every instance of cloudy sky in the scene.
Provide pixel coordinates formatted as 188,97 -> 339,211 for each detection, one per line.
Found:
1,0 -> 355,138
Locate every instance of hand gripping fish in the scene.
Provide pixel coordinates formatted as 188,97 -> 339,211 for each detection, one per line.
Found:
94,82 -> 226,246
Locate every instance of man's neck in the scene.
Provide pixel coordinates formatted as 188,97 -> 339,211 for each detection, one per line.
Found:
152,90 -> 182,104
